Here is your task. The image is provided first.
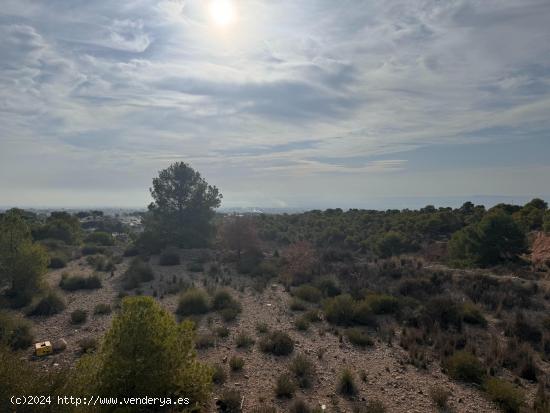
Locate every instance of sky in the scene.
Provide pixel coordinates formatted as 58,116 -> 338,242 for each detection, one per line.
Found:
1,0 -> 549,209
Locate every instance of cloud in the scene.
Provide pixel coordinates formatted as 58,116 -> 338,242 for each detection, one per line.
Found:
0,0 -> 550,207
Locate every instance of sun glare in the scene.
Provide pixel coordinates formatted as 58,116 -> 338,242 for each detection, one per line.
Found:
208,0 -> 236,27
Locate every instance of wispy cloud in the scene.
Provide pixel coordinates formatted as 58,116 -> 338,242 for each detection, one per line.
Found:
1,0 -> 549,207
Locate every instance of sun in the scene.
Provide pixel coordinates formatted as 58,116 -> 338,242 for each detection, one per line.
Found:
208,0 -> 237,27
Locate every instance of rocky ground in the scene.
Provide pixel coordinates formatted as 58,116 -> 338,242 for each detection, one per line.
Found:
15,252 -> 512,412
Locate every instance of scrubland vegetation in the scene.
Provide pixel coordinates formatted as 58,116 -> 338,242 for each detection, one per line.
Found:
1,162 -> 549,412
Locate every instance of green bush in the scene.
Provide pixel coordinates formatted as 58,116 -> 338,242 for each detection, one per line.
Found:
212,364 -> 227,384
81,244 -> 105,255
59,274 -> 102,291
85,231 -> 114,246
293,284 -> 322,303
217,389 -> 242,413
28,292 -> 65,316
70,309 -> 87,324
235,331 -> 254,349
289,399 -> 315,413
77,297 -> 212,409
315,277 -> 341,297
78,337 -> 98,353
121,258 -> 154,290
176,289 -> 210,316
429,385 -> 450,410
212,290 -> 242,321
485,378 -> 524,413
295,316 -> 310,331
346,328 -> 374,347
256,322 -> 269,334
229,356 -> 244,371
159,247 -> 180,266
216,326 -> 230,338
353,300 -> 376,326
338,368 -> 357,396
220,307 -> 241,322
290,354 -> 315,389
462,303 -> 487,327
94,303 -> 112,315
259,331 -> 294,356
324,294 -> 356,325
364,294 -> 399,315
0,312 -> 34,350
445,351 -> 485,384
275,374 -> 296,398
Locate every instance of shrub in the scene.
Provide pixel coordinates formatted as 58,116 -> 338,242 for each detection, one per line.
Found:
445,351 -> 485,384
81,244 -> 105,255
352,400 -> 387,413
430,386 -> 450,410
353,301 -> 376,326
159,247 -> 180,266
290,354 -> 315,388
256,322 -> 269,334
70,309 -> 87,324
315,277 -> 341,297
79,337 -> 98,353
293,284 -> 322,303
289,298 -> 308,312
235,331 -> 255,349
338,368 -> 357,396
289,399 -> 314,413
0,312 -> 34,350
485,378 -> 524,413
86,231 -> 114,246
94,303 -> 112,315
364,294 -> 399,315
216,326 -> 230,338
324,294 -> 356,325
275,374 -> 296,398
251,406 -> 277,413
295,316 -> 310,331
177,289 -> 210,316
346,328 -> 374,348
212,290 -> 241,312
212,364 -> 227,384
259,331 -> 294,356
220,307 -> 241,322
78,297 -> 212,407
217,389 -> 242,413
60,274 -> 102,291
195,334 -> 216,349
121,258 -> 154,290
462,303 -> 487,327
48,256 -> 67,269
229,356 -> 244,371
27,292 -> 65,316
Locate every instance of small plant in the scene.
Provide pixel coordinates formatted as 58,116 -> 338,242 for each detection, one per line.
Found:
346,328 -> 374,348
229,355 -> 245,371
289,399 -> 314,413
485,378 -> 524,413
121,258 -> 154,290
0,312 -> 34,350
235,331 -> 255,349
430,385 -> 450,410
176,288 -> 210,316
256,322 -> 269,334
290,354 -> 315,389
293,284 -> 322,303
324,294 -> 356,325
48,256 -> 67,269
462,303 -> 487,327
275,374 -> 296,398
352,399 -> 387,413
28,292 -> 65,316
220,307 -> 241,322
251,405 -> 277,413
78,337 -> 97,353
59,274 -> 102,291
195,333 -> 216,349
94,303 -> 111,315
295,316 -> 310,331
445,351 -> 485,384
259,331 -> 294,356
70,309 -> 87,324
338,368 -> 357,396
212,364 -> 227,384
215,326 -> 230,338
216,389 -> 242,413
